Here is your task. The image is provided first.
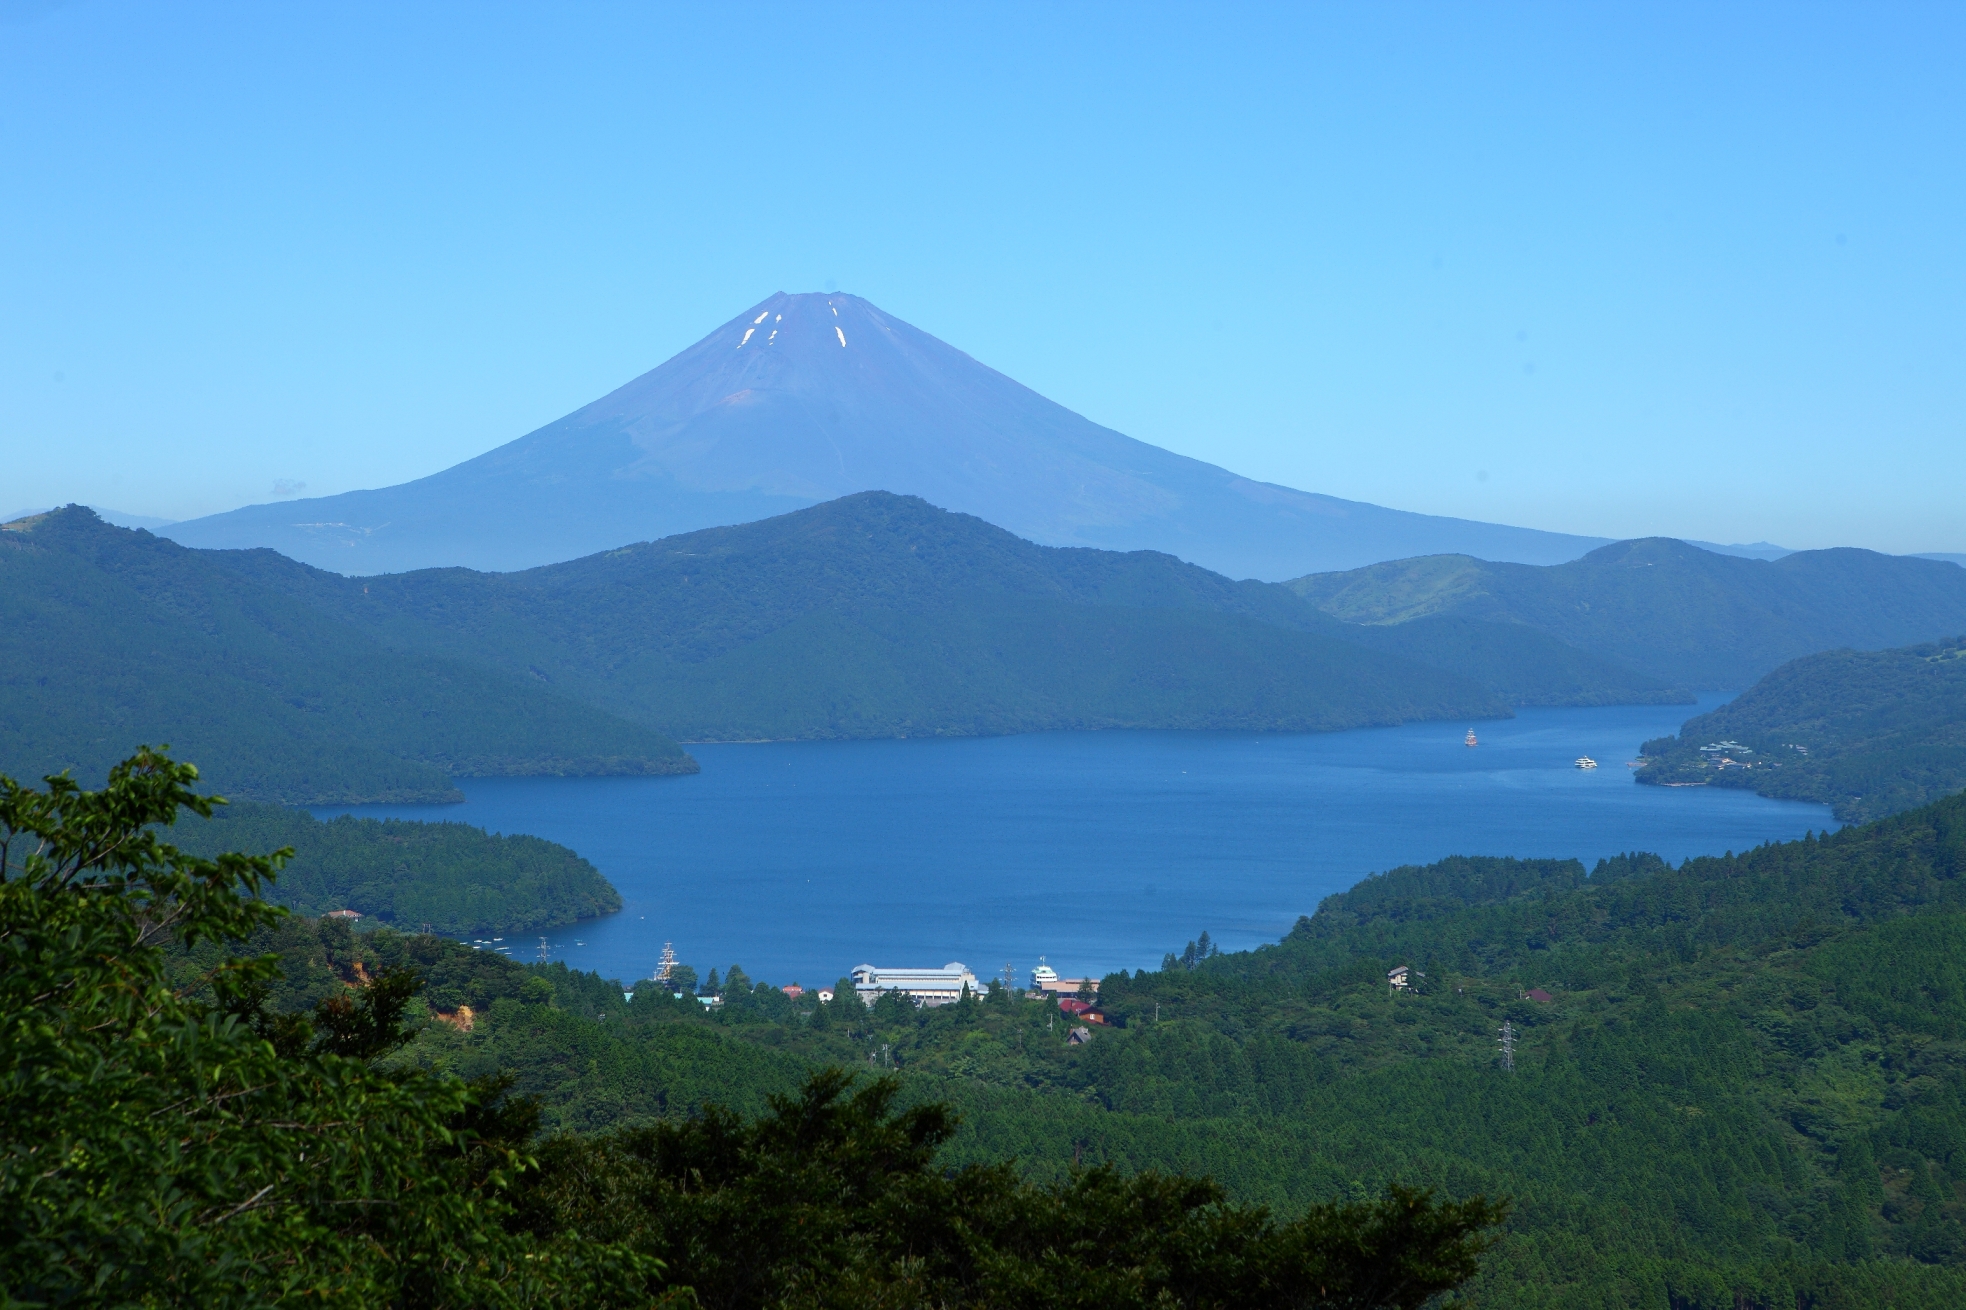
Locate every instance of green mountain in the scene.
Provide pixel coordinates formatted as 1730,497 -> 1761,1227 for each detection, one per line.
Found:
1289,537 -> 1966,689
215,492 -> 1517,740
247,787 -> 1966,1307
0,507 -> 696,803
1336,612 -> 1691,707
167,801 -> 621,934
1638,637 -> 1966,822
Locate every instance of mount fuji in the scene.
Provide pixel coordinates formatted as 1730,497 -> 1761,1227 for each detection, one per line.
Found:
165,292 -> 1608,579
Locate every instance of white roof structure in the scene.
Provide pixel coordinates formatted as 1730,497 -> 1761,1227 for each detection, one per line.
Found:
851,962 -> 981,1007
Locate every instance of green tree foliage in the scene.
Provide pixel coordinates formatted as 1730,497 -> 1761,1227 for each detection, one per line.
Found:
517,1067 -> 1504,1309
1638,637 -> 1966,821
0,508 -> 695,804
1289,537 -> 1966,689
0,749 -> 649,1306
165,800 -> 621,934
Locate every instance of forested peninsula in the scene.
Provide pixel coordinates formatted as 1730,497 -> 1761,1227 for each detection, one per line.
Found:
1639,637 -> 1966,822
168,801 -> 622,934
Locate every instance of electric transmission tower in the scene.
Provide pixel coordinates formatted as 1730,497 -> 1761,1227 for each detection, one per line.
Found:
1498,1020 -> 1516,1072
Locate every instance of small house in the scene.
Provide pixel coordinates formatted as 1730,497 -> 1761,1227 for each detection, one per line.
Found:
1525,988 -> 1554,1004
1388,966 -> 1411,990
324,909 -> 363,920
1067,1026 -> 1092,1045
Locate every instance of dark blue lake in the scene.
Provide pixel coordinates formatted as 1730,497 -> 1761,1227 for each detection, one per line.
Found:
316,697 -> 1831,991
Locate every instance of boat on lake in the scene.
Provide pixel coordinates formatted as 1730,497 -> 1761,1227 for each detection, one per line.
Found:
1574,756 -> 1599,770
1465,730 -> 1478,747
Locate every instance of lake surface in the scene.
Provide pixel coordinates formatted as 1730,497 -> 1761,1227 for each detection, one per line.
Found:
316,697 -> 1832,991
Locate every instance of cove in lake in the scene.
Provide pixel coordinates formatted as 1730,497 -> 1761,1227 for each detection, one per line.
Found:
316,697 -> 1830,990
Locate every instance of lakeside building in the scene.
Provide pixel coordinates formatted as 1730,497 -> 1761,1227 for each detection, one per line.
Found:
851,962 -> 981,1007
1030,957 -> 1099,996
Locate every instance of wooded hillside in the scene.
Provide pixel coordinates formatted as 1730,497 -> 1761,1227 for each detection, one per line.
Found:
1289,538 -> 1966,688
0,507 -> 696,803
1638,637 -> 1966,821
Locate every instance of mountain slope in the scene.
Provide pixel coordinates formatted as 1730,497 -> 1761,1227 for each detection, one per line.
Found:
163,292 -> 1607,581
213,493 -> 1513,741
1288,537 -> 1966,687
1334,613 -> 1689,707
0,508 -> 696,803
1638,637 -> 1966,822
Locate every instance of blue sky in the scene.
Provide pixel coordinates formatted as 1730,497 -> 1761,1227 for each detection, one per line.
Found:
3,2 -> 1961,552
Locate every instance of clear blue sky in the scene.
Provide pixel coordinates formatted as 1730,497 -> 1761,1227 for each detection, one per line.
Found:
3,2 -> 1961,552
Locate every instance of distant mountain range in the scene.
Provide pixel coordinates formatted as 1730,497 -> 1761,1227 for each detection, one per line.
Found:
1288,539 -> 1966,689
13,499 -> 1966,804
160,292 -> 1613,581
205,492 -> 1519,744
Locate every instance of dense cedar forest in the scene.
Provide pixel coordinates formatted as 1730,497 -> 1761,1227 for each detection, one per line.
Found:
145,777 -> 1966,1307
1289,538 -> 1966,689
3,751 -> 1502,1308
0,507 -> 697,804
1639,637 -> 1966,822
167,801 -> 622,934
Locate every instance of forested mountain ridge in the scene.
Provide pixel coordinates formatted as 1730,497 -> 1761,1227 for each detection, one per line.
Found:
1638,637 -> 1966,822
0,507 -> 696,802
260,786 -> 1966,1308
207,492 -> 1674,741
1288,537 -> 1966,689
